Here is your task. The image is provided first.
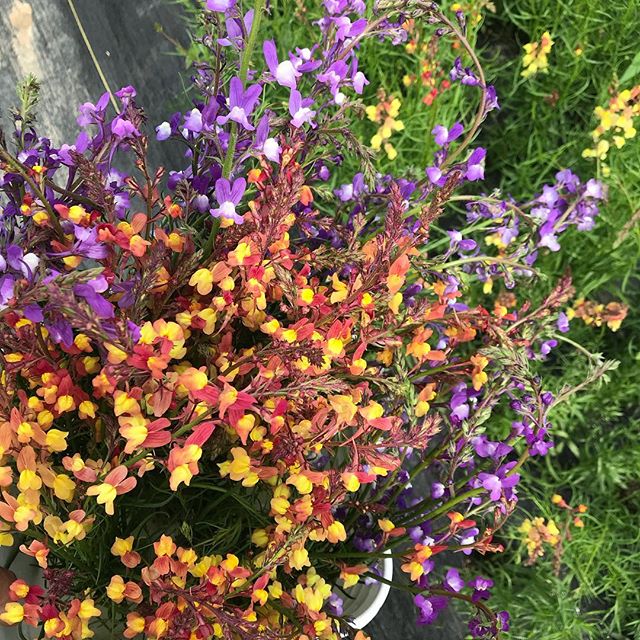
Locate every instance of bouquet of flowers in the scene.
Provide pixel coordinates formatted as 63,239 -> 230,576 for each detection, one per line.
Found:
0,1 -> 611,639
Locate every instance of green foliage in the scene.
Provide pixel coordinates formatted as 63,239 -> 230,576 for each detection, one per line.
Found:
468,1 -> 640,637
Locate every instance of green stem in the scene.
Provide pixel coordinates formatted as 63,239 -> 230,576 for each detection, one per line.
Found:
222,0 -> 266,179
401,487 -> 484,529
433,254 -> 539,275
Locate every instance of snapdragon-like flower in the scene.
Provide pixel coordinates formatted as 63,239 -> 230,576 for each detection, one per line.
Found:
432,122 -> 464,146
255,113 -> 281,162
206,0 -> 235,11
263,40 -> 301,89
521,31 -> 554,78
210,177 -> 246,223
289,90 -> 316,128
217,77 -> 262,131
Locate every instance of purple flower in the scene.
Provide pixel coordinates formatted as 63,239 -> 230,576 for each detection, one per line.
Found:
264,41 -> 300,89
471,435 -> 512,459
317,60 -> 349,96
414,594 -> 448,625
217,78 -> 262,131
426,166 -> 445,186
155,121 -> 172,141
46,317 -> 74,348
445,568 -> 465,592
450,57 -> 480,86
540,339 -> 558,356
24,304 -> 44,323
557,311 -> 570,333
74,276 -> 114,319
56,133 -> 89,166
217,10 -> 254,47
450,385 -> 471,423
538,220 -> 560,251
289,90 -> 316,128
6,245 -> 39,279
333,16 -> 367,41
585,178 -> 604,199
555,169 -> 580,193
255,114 -> 281,162
183,109 -> 204,134
325,593 -> 343,616
335,173 -> 365,201
485,85 -> 500,113
432,122 -> 464,146
210,177 -> 246,223
468,576 -> 493,602
0,276 -> 15,307
206,0 -> 235,11
77,93 -> 110,127
497,610 -> 510,632
477,464 -> 520,501
448,229 -> 476,252
71,226 -> 108,259
465,148 -> 486,181
431,482 -> 445,499
353,70 -> 368,94
111,117 -> 140,140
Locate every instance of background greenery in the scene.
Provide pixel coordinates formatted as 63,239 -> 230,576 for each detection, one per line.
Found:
173,1 -> 640,637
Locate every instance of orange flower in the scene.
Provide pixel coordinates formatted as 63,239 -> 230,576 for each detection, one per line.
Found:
86,466 -> 137,516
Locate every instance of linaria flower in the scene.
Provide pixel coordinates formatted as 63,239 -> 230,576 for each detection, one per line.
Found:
206,0 -> 236,11
289,90 -> 316,128
210,177 -> 246,223
432,122 -> 464,146
264,40 -> 301,89
217,78 -> 262,131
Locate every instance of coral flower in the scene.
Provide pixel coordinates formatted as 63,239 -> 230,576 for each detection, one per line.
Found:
86,466 -> 137,515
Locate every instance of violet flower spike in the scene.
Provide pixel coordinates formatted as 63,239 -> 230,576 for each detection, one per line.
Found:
210,177 -> 246,224
217,77 -> 262,131
263,40 -> 301,89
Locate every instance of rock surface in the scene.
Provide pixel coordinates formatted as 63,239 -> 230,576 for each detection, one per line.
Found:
0,0 -> 189,167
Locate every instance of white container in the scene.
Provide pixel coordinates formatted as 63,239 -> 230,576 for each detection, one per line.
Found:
341,549 -> 393,629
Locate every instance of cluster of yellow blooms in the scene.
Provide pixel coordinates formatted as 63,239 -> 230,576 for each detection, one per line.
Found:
365,91 -> 405,160
582,85 -> 640,176
569,298 -> 628,332
521,31 -> 554,78
519,494 -> 586,566
450,1 -> 496,26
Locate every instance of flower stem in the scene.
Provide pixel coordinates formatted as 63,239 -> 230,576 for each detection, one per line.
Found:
401,487 -> 484,529
222,0 -> 266,179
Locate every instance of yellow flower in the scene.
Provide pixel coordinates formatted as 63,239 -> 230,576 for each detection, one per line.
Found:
521,31 -> 553,78
189,268 -> 214,295
111,536 -> 134,557
289,545 -> 310,570
106,575 -> 126,603
77,598 -> 101,621
45,429 -> 69,452
0,602 -> 24,624
329,394 -> 358,425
